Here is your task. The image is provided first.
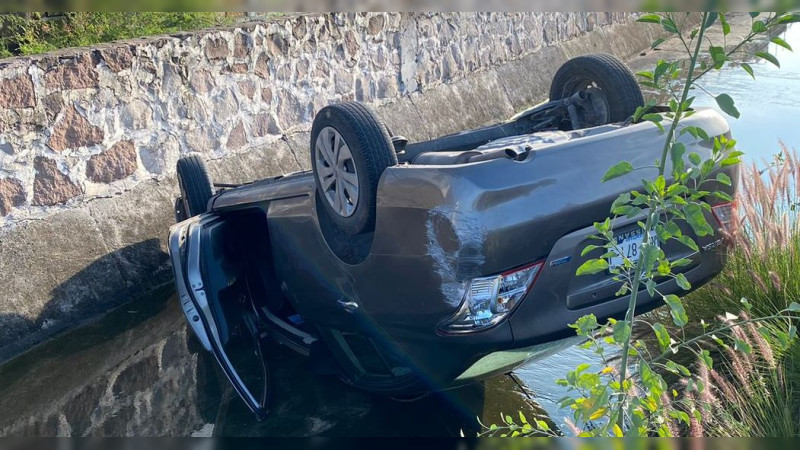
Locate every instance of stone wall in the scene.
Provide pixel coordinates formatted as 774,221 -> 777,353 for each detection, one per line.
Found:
0,12 -> 667,361
0,12 -> 643,225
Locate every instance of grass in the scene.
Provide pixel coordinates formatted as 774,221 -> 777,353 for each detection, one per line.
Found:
0,12 -> 235,58
651,142 -> 800,436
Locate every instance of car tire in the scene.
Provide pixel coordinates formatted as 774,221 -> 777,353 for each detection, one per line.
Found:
176,155 -> 214,219
311,102 -> 397,236
549,53 -> 644,126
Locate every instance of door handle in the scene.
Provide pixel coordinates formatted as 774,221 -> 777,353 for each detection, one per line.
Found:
337,299 -> 359,313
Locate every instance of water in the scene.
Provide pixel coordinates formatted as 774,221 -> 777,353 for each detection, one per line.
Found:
1,23 -> 798,437
692,24 -> 800,165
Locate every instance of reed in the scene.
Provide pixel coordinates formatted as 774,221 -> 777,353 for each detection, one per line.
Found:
666,142 -> 800,436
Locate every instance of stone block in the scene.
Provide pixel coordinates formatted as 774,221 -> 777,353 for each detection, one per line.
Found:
47,105 -> 104,152
32,157 -> 83,206
86,141 -> 138,183
0,75 -> 36,108
0,178 -> 26,216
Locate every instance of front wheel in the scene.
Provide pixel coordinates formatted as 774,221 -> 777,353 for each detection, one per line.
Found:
549,53 -> 644,129
310,102 -> 397,236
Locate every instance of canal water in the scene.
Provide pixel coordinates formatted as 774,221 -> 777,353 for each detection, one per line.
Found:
0,24 -> 797,437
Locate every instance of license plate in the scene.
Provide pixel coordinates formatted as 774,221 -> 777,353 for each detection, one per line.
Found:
608,229 -> 658,270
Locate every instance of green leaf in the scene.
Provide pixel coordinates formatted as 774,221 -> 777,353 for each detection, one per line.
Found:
670,410 -> 691,426
670,142 -> 686,174
685,203 -> 713,236
699,349 -> 713,369
719,12 -> 730,35
703,12 -> 718,30
670,258 -> 692,268
518,411 -> 528,424
653,322 -> 671,352
613,320 -> 631,343
638,14 -> 662,24
735,339 -> 752,354
666,360 -> 691,376
602,161 -> 634,182
577,258 -> 609,276
741,62 -> 755,79
675,273 -> 691,290
713,191 -> 733,202
749,12 -> 760,18
689,152 -> 702,165
721,156 -> 741,168
651,37 -> 666,49
777,13 -> 800,24
676,235 -> 699,252
709,45 -> 727,69
716,173 -> 732,186
535,420 -> 550,432
611,192 -> 632,211
637,71 -> 655,80
571,314 -> 599,335
581,244 -> 602,257
641,243 -> 659,272
642,113 -> 663,122
751,20 -> 767,33
663,294 -> 688,327
662,18 -> 678,34
771,36 -> 792,51
756,51 -> 780,68
657,260 -> 670,276
715,93 -> 740,119
788,302 -> 800,312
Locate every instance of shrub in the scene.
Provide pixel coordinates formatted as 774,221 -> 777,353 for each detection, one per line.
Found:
0,12 -> 232,58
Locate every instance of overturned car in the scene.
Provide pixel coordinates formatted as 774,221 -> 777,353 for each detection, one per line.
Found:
168,53 -> 738,417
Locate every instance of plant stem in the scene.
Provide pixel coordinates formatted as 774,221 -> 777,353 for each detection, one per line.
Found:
613,11 -> 709,431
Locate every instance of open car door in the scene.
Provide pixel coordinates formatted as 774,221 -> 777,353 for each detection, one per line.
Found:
168,214 -> 269,419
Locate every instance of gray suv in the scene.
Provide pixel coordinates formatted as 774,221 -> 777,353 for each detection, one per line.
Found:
168,54 -> 737,418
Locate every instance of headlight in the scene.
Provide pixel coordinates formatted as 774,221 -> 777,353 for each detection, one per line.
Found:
438,261 -> 544,334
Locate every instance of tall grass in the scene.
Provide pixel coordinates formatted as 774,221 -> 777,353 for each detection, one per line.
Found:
668,142 -> 800,436
687,143 -> 800,319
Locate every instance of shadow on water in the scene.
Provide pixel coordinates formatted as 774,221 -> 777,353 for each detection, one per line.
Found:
0,283 -> 550,437
214,339 -> 548,437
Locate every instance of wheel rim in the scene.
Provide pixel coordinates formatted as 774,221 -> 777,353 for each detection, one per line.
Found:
561,78 -> 611,127
315,126 -> 360,218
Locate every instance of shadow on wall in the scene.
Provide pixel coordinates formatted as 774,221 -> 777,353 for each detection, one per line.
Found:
0,238 -> 173,362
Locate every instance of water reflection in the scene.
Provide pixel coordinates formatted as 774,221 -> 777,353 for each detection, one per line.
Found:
0,288 -> 220,436
0,288 -> 547,437
215,338 -> 550,437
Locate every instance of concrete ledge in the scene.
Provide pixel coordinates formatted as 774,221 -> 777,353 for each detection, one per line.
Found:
0,13 -> 685,362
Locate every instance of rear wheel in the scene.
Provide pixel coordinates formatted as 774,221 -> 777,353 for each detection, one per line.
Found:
176,155 -> 213,219
549,53 -> 644,128
310,102 -> 397,236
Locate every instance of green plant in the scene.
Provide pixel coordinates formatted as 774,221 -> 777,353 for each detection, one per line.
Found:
0,12 -> 232,57
482,12 -> 800,437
